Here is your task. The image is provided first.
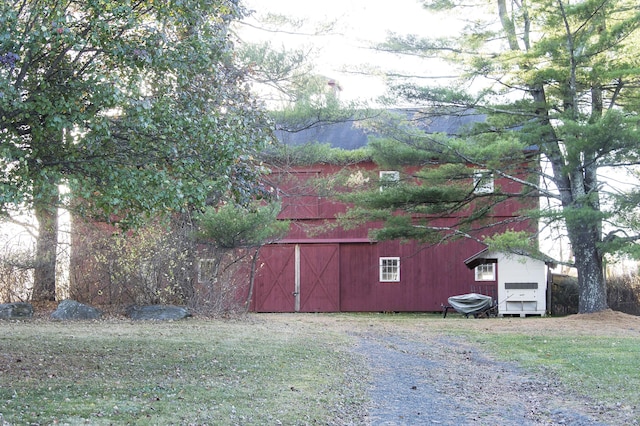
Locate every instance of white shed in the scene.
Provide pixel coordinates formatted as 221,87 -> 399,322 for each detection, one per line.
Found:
465,249 -> 549,317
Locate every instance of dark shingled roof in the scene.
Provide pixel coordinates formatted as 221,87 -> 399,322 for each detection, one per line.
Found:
275,110 -> 485,150
276,120 -> 370,150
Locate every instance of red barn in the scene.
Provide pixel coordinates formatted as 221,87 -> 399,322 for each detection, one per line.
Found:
252,113 -> 547,313
68,111 -> 548,315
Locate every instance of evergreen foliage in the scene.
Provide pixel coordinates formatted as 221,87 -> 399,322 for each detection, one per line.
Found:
195,202 -> 289,249
261,142 -> 372,166
349,0 -> 640,313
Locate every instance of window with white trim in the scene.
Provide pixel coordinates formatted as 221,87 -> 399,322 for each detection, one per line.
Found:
475,263 -> 495,281
379,257 -> 400,282
473,169 -> 494,193
379,170 -> 400,191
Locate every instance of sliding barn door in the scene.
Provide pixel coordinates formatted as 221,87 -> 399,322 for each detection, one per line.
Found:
253,245 -> 296,312
254,244 -> 340,312
299,244 -> 340,312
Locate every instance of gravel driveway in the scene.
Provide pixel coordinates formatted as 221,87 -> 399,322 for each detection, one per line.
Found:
351,329 -> 610,426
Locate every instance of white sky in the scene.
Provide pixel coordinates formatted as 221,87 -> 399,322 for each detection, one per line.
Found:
240,0 -> 458,102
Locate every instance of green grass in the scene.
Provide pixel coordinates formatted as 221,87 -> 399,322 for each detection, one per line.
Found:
2,313 -> 640,425
0,319 -> 366,425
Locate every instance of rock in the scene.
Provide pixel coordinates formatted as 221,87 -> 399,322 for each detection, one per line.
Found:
126,305 -> 191,321
0,302 -> 34,320
50,300 -> 102,320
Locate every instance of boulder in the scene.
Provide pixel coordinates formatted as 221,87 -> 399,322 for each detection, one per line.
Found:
50,300 -> 102,320
0,302 -> 33,319
126,305 -> 191,321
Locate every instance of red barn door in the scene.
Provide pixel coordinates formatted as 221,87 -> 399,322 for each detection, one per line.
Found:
254,245 -> 296,312
254,244 -> 340,312
299,244 -> 340,312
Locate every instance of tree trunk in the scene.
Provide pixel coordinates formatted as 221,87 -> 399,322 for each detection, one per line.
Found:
32,191 -> 59,302
575,249 -> 607,313
568,224 -> 608,313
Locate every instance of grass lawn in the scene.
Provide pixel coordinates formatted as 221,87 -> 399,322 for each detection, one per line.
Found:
1,312 -> 639,425
0,317 -> 367,425
475,333 -> 640,409
365,312 -> 640,415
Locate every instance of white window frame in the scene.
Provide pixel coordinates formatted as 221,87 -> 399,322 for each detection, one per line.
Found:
475,263 -> 496,281
473,169 -> 494,194
379,170 -> 400,191
379,257 -> 400,282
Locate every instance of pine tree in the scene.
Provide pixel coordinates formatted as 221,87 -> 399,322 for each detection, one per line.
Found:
349,0 -> 640,313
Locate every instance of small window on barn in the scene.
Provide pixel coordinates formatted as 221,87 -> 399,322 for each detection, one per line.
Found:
475,263 -> 495,281
379,257 -> 400,282
473,169 -> 494,194
198,259 -> 216,284
379,170 -> 400,191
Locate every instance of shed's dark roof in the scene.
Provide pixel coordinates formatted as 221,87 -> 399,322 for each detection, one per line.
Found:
275,110 -> 485,150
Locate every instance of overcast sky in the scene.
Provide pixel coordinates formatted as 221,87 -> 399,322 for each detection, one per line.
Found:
239,0 -> 456,102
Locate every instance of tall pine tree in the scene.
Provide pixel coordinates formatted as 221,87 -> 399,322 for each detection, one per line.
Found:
347,0 -> 640,313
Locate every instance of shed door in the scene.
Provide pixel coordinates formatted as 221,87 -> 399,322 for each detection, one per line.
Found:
254,244 -> 340,312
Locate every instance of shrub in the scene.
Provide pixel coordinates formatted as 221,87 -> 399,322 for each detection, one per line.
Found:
70,215 -> 196,308
69,210 -> 270,316
607,274 -> 640,316
0,248 -> 35,303
550,274 -> 579,315
551,273 -> 640,316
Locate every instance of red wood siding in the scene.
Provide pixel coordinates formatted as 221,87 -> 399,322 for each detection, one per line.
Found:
274,170 -> 321,219
251,160 -> 535,313
252,238 -> 495,313
338,240 -> 485,312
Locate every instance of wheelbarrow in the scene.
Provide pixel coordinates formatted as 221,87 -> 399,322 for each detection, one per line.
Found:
442,293 -> 498,318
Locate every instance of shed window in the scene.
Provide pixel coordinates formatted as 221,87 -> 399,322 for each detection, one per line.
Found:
379,257 -> 400,282
473,169 -> 494,193
475,263 -> 495,281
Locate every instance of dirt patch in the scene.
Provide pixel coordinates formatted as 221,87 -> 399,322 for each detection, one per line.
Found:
454,309 -> 640,337
273,309 -> 640,337
32,302 -> 640,335
560,309 -> 640,333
